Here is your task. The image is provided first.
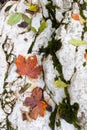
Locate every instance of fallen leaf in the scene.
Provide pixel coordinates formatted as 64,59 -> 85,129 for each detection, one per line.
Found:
7,13 -> 22,25
84,53 -> 87,60
30,101 -> 47,119
23,87 -> 51,120
23,87 -> 42,107
7,13 -> 31,26
69,39 -> 87,46
29,4 -> 39,12
79,16 -> 86,24
71,13 -> 79,20
25,3 -> 40,15
39,21 -> 48,33
53,80 -> 68,88
15,55 -> 42,79
38,101 -> 47,116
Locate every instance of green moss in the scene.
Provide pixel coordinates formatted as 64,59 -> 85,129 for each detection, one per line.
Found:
49,105 -> 58,130
58,98 -> 80,129
83,62 -> 86,67
45,1 -> 60,28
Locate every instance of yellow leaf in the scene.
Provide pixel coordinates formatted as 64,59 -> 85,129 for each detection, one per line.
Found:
53,80 -> 68,88
29,5 -> 38,12
79,16 -> 86,24
39,21 -> 48,33
69,39 -> 87,46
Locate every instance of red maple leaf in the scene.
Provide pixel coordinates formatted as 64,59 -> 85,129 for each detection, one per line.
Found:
23,87 -> 43,108
15,55 -> 42,79
29,101 -> 47,120
23,87 -> 47,120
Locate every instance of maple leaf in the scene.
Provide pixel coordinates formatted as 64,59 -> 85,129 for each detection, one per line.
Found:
30,101 -> 47,120
23,87 -> 52,120
15,55 -> 42,79
23,87 -> 50,120
23,87 -> 43,108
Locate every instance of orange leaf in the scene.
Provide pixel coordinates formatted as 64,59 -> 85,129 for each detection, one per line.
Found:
15,55 -> 26,75
38,101 -> 47,117
30,106 -> 39,120
30,101 -> 47,119
15,55 -> 42,79
71,13 -> 79,20
84,53 -> 87,60
26,55 -> 37,70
